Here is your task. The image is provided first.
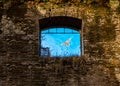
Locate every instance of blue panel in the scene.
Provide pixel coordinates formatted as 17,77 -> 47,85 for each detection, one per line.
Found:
72,29 -> 79,34
49,28 -> 57,33
42,30 -> 49,34
41,28 -> 81,57
56,28 -> 64,33
65,28 -> 72,33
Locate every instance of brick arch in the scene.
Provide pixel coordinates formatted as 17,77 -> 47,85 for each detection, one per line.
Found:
39,16 -> 82,31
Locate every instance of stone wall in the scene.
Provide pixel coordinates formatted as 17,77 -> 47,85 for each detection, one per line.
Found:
0,1 -> 120,86
35,3 -> 120,59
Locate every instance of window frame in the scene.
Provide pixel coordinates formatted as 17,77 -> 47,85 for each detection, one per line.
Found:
39,16 -> 83,57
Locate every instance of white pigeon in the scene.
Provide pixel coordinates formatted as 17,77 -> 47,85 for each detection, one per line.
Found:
61,37 -> 72,47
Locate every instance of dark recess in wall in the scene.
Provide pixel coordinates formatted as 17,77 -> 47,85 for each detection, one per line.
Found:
7,4 -> 27,18
39,16 -> 82,31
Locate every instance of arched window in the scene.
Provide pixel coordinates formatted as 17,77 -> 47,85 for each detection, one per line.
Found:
41,27 -> 81,57
39,16 -> 83,58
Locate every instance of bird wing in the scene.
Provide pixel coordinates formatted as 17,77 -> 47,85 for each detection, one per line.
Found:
61,37 -> 72,46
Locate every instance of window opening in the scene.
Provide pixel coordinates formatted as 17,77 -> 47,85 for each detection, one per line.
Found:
40,27 -> 81,57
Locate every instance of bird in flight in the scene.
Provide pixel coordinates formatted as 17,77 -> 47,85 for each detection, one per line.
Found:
61,37 -> 72,47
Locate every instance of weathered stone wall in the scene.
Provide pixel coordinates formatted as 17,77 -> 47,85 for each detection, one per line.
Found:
35,3 -> 120,59
0,1 -> 120,86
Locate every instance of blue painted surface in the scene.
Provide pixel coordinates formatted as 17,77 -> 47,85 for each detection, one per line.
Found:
41,28 -> 81,57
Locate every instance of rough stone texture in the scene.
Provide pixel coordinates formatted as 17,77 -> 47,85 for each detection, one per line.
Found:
0,1 -> 120,86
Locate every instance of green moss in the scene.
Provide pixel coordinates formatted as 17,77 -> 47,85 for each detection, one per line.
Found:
117,5 -> 120,14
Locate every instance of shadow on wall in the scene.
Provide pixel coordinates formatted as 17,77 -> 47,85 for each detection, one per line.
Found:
7,4 -> 27,18
86,15 -> 116,58
0,2 -> 3,21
